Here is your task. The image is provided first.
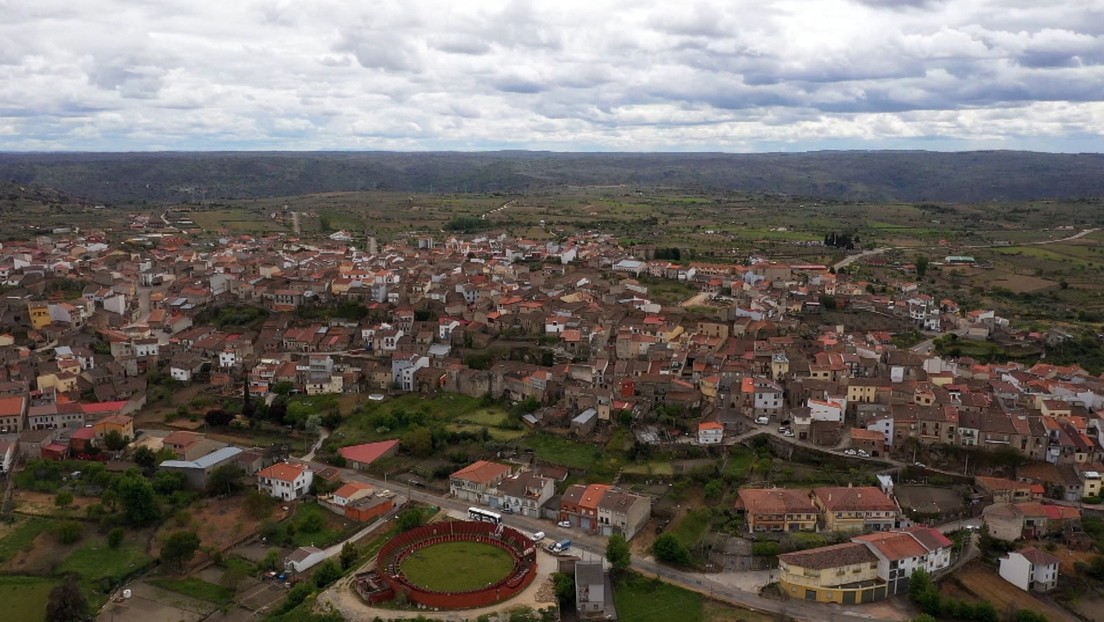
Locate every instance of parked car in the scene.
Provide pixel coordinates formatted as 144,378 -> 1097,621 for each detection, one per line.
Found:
844,449 -> 858,456
783,430 -> 795,437
558,520 -> 572,528
857,450 -> 869,457
531,531 -> 546,542
755,416 -> 770,425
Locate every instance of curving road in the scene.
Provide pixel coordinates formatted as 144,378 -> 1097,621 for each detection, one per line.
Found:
296,455 -> 915,621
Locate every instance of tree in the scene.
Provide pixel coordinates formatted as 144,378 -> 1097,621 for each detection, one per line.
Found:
204,409 -> 234,427
53,521 -> 83,545
401,426 -> 434,457
161,530 -> 201,572
396,508 -> 427,532
107,527 -> 125,549
552,572 -> 575,608
54,491 -> 73,508
244,490 -> 275,519
133,446 -> 157,469
605,534 -> 631,576
46,574 -> 88,622
340,541 -> 359,570
915,254 -> 930,280
152,470 -> 186,495
102,429 -> 128,451
116,472 -> 160,525
652,533 -> 690,565
206,465 -> 245,497
314,559 -> 342,588
1015,610 -> 1048,622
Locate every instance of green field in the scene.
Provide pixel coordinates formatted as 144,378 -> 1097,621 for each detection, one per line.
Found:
0,576 -> 58,622
0,518 -> 53,563
614,573 -> 706,622
149,576 -> 233,605
398,541 -> 515,592
669,509 -> 713,551
519,434 -> 602,470
58,537 -> 151,587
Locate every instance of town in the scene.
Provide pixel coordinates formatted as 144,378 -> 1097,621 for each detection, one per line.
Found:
1,197 -> 1103,622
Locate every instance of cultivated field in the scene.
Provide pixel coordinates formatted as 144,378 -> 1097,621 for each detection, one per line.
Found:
952,561 -> 1078,622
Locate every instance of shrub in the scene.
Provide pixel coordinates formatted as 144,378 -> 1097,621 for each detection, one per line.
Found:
53,521 -> 83,545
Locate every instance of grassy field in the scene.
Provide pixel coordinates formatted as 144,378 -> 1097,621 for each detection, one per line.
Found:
668,509 -> 713,551
614,572 -> 775,622
398,541 -> 515,592
519,434 -> 603,470
58,537 -> 151,588
0,518 -> 52,563
188,209 -> 285,232
0,575 -> 58,622
332,394 -> 513,447
279,502 -> 350,549
148,576 -> 234,605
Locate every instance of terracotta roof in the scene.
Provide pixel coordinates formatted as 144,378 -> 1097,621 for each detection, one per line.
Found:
901,526 -> 953,551
338,439 -> 399,465
854,532 -> 928,560
0,395 -> 26,417
1016,546 -> 1061,567
257,462 -> 308,482
975,476 -> 1028,492
333,481 -> 373,499
738,488 -> 816,514
779,542 -> 878,570
450,460 -> 512,485
850,428 -> 884,441
814,486 -> 899,513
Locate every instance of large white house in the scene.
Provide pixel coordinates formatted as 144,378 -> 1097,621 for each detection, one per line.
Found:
257,462 -> 314,501
999,547 -> 1060,593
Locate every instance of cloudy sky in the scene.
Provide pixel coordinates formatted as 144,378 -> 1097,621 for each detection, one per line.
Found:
2,0 -> 1103,152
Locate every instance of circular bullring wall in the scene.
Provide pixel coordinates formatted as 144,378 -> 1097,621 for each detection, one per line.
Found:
375,520 -> 538,609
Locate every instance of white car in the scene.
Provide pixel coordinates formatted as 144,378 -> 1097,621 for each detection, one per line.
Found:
755,416 -> 770,425
783,430 -> 795,437
531,531 -> 546,542
857,450 -> 869,457
558,520 -> 572,528
844,449 -> 858,456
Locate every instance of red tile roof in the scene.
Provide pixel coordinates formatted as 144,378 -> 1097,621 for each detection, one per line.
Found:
338,439 -> 400,466
257,462 -> 308,482
450,460 -> 512,485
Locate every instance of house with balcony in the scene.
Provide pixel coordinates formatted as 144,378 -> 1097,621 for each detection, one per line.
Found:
812,486 -> 901,533
449,460 -> 512,505
497,471 -> 555,519
737,488 -> 818,533
256,462 -> 313,501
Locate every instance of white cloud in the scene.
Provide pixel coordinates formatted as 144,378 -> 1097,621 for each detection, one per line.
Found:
0,0 -> 1102,151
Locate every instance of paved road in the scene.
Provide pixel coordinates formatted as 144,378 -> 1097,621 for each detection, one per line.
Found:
294,457 -> 911,621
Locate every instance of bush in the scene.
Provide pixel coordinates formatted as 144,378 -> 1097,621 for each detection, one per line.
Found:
314,560 -> 342,588
107,527 -> 125,549
54,491 -> 74,508
652,533 -> 691,566
53,521 -> 83,544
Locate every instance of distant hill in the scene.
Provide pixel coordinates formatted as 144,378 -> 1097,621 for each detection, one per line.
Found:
1,151 -> 1102,204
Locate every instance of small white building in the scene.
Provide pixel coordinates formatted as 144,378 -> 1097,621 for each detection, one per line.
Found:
257,462 -> 314,501
285,546 -> 328,573
999,547 -> 1060,593
698,421 -> 724,445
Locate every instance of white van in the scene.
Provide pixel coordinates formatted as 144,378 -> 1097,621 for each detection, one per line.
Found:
530,531 -> 545,542
755,416 -> 770,425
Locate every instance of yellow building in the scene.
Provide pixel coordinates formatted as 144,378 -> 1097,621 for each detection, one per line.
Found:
28,301 -> 51,330
771,353 -> 789,381
846,380 -> 880,404
93,414 -> 135,442
778,542 -> 888,604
